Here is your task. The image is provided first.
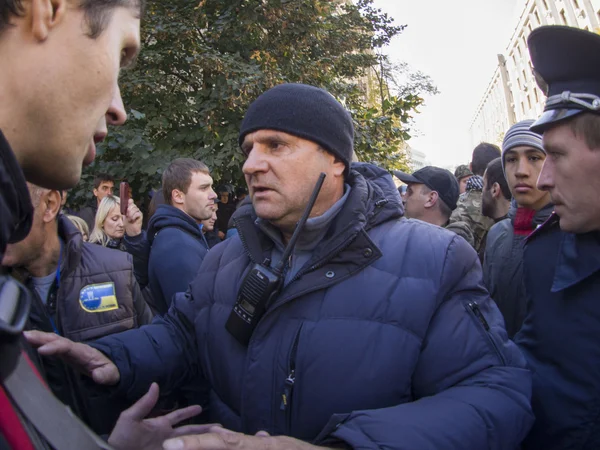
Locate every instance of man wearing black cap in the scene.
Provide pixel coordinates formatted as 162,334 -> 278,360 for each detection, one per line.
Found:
395,166 -> 474,246
29,83 -> 533,450
513,26 -> 600,450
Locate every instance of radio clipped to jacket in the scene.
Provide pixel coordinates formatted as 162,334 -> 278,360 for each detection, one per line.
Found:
225,173 -> 326,346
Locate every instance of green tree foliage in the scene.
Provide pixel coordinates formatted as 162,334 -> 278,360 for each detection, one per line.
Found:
71,0 -> 428,207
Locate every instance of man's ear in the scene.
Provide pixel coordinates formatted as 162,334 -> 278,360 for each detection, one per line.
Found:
332,156 -> 345,178
491,182 -> 501,199
171,189 -> 185,205
424,190 -> 439,209
42,190 -> 62,223
25,0 -> 68,42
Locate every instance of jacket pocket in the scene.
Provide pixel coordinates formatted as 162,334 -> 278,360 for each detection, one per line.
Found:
464,301 -> 507,366
280,324 -> 302,434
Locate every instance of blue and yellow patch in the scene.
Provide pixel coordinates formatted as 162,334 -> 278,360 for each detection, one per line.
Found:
79,282 -> 119,313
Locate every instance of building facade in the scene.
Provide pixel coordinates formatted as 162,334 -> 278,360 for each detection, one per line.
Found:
408,147 -> 429,171
470,0 -> 600,146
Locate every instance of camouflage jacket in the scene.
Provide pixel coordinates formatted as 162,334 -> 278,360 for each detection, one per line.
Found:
448,177 -> 494,252
445,220 -> 475,248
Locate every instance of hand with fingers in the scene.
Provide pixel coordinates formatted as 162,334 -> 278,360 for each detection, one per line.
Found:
162,428 -> 336,450
124,198 -> 143,237
108,383 -> 218,450
24,330 -> 120,385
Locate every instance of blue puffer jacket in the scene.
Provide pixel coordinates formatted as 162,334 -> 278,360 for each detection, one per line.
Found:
94,163 -> 533,449
147,205 -> 210,315
516,214 -> 600,450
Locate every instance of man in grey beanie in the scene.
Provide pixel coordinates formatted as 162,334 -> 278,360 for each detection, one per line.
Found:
483,119 -> 553,337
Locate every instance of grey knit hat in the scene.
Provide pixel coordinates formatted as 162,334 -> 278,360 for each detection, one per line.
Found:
501,119 -> 545,173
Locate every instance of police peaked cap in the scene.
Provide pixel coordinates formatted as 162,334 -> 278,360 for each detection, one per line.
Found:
528,26 -> 600,133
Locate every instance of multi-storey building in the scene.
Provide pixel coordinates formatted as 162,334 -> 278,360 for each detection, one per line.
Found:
470,0 -> 600,146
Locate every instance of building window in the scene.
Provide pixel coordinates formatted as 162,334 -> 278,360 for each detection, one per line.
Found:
543,0 -> 549,10
527,95 -> 532,110
522,102 -> 526,115
534,88 -> 539,103
560,9 -> 568,24
517,78 -> 522,90
534,10 -> 541,24
572,0 -> 579,9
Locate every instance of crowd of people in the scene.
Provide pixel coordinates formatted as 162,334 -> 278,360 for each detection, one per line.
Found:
1,1 -> 600,449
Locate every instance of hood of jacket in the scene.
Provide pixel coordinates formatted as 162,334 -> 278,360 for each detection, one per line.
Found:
147,204 -> 204,244
0,130 -> 33,258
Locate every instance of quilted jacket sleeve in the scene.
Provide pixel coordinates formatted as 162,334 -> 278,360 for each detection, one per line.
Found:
317,236 -> 534,450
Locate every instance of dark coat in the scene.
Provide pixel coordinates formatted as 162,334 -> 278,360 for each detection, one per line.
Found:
147,205 -> 210,315
93,163 -> 533,449
25,215 -> 152,434
516,214 -> 600,450
483,203 -> 554,337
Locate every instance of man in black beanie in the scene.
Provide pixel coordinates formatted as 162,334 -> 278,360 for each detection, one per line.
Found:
30,83 -> 532,450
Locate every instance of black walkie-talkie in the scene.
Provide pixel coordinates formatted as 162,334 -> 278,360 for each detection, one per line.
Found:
225,173 -> 326,346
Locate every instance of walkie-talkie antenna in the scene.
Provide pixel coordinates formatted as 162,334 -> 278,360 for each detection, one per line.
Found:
274,172 -> 326,274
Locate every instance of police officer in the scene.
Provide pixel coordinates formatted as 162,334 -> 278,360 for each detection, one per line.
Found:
515,26 -> 600,450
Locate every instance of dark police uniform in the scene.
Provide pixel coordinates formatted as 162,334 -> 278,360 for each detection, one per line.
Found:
514,26 -> 600,450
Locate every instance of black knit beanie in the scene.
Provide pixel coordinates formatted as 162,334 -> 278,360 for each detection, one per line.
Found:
238,83 -> 354,170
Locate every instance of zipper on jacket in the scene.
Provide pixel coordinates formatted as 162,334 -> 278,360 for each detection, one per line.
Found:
280,325 -> 302,432
465,301 -> 507,365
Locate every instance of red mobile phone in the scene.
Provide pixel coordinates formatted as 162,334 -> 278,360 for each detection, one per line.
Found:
120,182 -> 130,215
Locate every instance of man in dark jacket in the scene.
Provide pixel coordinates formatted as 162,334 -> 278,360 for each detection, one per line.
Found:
483,121 -> 553,338
147,158 -> 217,314
76,173 -> 114,231
29,83 -> 534,450
3,183 -> 153,434
514,26 -> 600,450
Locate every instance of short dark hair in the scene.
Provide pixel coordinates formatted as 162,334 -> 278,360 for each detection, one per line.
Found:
568,113 -> 600,150
0,0 -> 145,37
93,173 -> 114,190
162,158 -> 210,206
471,143 -> 501,176
484,158 -> 511,200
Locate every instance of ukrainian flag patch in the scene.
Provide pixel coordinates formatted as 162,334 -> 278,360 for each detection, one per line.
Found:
79,282 -> 119,313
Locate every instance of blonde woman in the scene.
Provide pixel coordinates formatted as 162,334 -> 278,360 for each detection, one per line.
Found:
89,195 -> 126,249
88,194 -> 151,292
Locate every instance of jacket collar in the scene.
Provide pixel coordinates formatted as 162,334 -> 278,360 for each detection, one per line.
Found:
57,214 -> 84,278
234,163 -> 403,270
0,130 -> 33,259
552,230 -> 600,292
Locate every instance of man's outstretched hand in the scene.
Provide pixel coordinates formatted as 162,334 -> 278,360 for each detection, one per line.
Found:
109,383 -> 217,450
24,330 -> 120,385
162,428 -> 337,450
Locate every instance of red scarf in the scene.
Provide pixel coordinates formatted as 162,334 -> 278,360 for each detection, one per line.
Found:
513,208 -> 537,236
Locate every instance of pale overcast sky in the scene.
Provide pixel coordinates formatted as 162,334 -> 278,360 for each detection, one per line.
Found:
372,0 -> 525,168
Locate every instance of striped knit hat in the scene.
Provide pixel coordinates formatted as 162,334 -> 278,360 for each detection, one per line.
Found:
501,119 -> 545,174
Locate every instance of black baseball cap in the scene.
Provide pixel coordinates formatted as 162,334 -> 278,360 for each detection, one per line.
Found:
394,166 -> 460,210
528,26 -> 600,133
